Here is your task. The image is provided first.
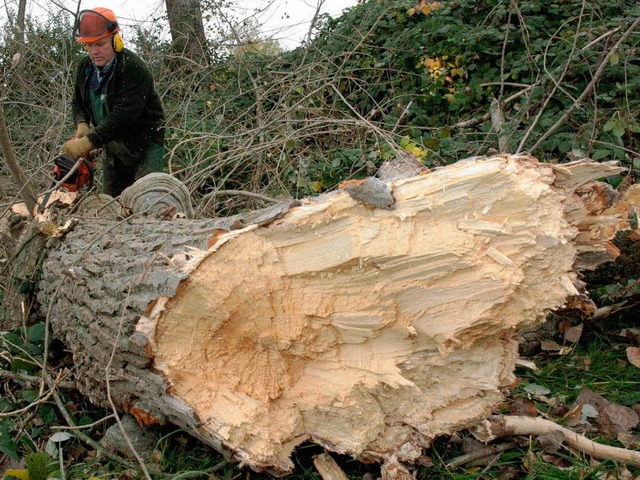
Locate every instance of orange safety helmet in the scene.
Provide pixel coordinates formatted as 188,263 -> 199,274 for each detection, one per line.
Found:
74,8 -> 120,43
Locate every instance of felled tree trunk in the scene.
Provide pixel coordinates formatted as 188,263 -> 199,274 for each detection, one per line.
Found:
34,154 -> 631,474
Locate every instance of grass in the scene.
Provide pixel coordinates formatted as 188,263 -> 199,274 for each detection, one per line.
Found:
517,329 -> 640,408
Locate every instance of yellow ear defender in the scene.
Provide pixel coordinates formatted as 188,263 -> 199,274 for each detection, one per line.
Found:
112,33 -> 124,52
82,34 -> 124,53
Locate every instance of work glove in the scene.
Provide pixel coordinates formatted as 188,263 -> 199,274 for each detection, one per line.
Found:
75,122 -> 90,139
61,136 -> 94,159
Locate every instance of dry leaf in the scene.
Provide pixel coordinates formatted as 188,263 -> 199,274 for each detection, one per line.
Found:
617,432 -> 640,449
581,404 -> 599,423
537,430 -> 565,453
562,402 -> 586,427
575,387 -> 610,412
540,453 -> 571,467
540,340 -> 562,352
524,383 -> 550,396
509,399 -> 538,417
595,466 -> 634,479
461,436 -> 485,454
515,358 -> 539,372
626,346 -> 640,368
564,323 -> 584,343
596,403 -> 640,437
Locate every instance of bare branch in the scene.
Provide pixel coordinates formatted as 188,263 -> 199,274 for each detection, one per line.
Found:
0,101 -> 38,215
528,17 -> 640,154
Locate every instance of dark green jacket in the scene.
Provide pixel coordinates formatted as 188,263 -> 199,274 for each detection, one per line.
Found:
72,48 -> 165,161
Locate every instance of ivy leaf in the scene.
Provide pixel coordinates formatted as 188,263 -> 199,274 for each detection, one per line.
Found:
591,149 -> 611,160
2,332 -> 24,352
27,323 -> 46,343
38,405 -> 56,426
612,124 -> 625,138
0,435 -> 20,460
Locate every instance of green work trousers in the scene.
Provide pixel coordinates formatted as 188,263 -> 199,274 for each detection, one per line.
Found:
102,141 -> 166,197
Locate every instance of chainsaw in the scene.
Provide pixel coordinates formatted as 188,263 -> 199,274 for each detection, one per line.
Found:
51,152 -> 95,192
37,146 -> 97,213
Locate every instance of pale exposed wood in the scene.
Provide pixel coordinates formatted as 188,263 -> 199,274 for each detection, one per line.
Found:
11,191 -> 77,218
313,453 -> 349,480
380,458 -> 415,480
32,154 -> 632,474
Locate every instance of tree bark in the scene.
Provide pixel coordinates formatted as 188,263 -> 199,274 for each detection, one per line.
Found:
26,155 -> 632,474
165,0 -> 209,68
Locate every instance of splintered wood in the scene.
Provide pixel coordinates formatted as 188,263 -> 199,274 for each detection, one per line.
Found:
138,155 -> 625,472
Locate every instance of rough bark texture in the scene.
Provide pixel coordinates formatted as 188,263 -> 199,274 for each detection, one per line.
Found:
33,155 -> 630,474
164,0 -> 209,67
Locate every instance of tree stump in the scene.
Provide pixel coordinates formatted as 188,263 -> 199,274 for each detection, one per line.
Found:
31,154 -> 632,474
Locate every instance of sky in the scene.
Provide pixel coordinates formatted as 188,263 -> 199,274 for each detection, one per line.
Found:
88,0 -> 359,50
3,0 -> 358,50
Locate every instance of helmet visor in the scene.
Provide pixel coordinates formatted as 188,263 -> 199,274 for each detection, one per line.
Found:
73,10 -> 117,40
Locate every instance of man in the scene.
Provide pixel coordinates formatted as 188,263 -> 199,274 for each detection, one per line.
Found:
62,8 -> 166,197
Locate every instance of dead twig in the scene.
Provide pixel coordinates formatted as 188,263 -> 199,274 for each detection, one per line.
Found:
200,188 -> 282,205
445,441 -> 518,468
450,84 -> 534,131
0,100 -> 38,214
51,413 -> 116,431
528,17 -> 640,153
0,369 -> 64,418
45,374 -> 138,469
0,369 -> 75,390
516,3 -> 586,153
489,97 -> 509,153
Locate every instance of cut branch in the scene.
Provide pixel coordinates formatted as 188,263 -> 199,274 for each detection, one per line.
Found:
478,415 -> 640,466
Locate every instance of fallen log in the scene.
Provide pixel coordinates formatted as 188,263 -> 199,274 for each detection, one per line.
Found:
20,154 -> 634,474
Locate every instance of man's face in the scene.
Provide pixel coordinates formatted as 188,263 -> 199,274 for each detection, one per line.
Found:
84,36 -> 116,67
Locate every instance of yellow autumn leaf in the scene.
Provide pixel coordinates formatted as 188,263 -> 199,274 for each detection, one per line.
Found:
407,7 -> 416,16
4,469 -> 30,480
424,57 -> 441,71
411,146 -> 423,157
309,181 -> 323,193
444,93 -> 456,104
